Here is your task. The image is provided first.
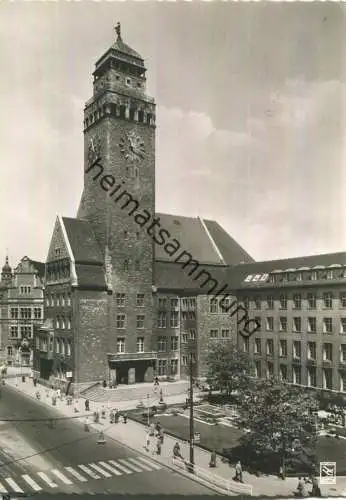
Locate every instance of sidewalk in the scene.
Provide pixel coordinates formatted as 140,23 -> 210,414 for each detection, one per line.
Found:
5,377 -> 346,497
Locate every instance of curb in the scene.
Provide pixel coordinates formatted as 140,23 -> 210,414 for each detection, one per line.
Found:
4,382 -> 228,496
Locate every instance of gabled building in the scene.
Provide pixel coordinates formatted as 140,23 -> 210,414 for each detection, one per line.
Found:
0,256 -> 44,365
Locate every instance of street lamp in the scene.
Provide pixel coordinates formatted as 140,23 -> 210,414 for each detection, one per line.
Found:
188,340 -> 195,472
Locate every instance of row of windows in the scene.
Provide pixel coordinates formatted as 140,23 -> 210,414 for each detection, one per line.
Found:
157,297 -> 196,310
19,286 -> 31,294
113,336 -> 179,353
37,336 -> 72,356
156,359 -> 179,376
256,316 -> 346,334
115,315 -> 145,329
251,337 -> 346,362
10,308 -> 42,319
116,293 -> 145,307
181,330 -> 197,343
10,325 -> 32,338
238,292 -> 346,311
54,316 -> 72,330
253,361 -> 340,390
46,293 -> 71,308
209,329 -> 230,339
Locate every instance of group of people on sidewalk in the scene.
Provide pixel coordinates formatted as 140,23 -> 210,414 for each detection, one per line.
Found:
293,476 -> 322,497
144,421 -> 165,455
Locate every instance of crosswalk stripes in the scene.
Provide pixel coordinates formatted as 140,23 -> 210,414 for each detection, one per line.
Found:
0,455 -> 163,494
64,466 -> 88,482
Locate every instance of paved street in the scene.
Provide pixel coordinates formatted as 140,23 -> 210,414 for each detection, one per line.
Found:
0,383 -> 216,497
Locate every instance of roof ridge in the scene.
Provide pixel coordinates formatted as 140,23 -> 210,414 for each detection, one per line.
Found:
198,217 -> 225,264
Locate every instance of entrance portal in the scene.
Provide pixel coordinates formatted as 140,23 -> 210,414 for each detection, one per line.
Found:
108,359 -> 155,385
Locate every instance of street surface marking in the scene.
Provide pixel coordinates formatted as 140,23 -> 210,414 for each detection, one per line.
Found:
98,461 -> 122,476
37,471 -> 58,488
52,469 -> 73,485
88,463 -> 112,478
109,460 -> 133,474
127,457 -> 153,471
118,458 -> 142,472
64,466 -> 88,482
136,456 -> 162,470
0,481 -> 8,493
78,464 -> 101,480
22,474 -> 42,491
4,477 -> 24,493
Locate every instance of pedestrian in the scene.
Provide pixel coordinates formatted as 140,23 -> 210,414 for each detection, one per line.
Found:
294,476 -> 308,497
155,421 -> 161,433
156,435 -> 162,455
110,410 -> 115,424
209,450 -> 216,468
123,413 -> 127,424
154,377 -> 159,387
101,406 -> 106,419
149,422 -> 155,436
159,427 -> 164,444
173,442 -> 183,461
144,431 -> 150,452
310,477 -> 322,497
97,430 -> 106,444
279,465 -> 285,480
85,399 -> 90,412
233,461 -> 243,483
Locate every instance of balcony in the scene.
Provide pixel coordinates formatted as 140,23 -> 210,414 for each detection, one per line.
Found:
107,351 -> 158,362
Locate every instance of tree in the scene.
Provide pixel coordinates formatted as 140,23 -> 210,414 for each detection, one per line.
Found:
236,378 -> 319,474
205,339 -> 254,396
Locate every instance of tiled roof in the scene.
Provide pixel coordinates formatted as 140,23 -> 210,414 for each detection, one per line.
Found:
155,261 -> 229,294
28,259 -> 45,278
226,251 -> 346,290
74,264 -> 107,290
111,39 -> 143,61
154,214 -> 253,266
203,219 -> 254,265
62,218 -> 103,264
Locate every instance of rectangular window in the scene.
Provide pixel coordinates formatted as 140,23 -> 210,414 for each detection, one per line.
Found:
323,317 -> 333,334
279,340 -> 287,357
170,311 -> 179,328
157,360 -> 168,376
10,308 -> 18,319
116,314 -> 126,329
10,325 -> 18,338
307,317 -> 316,333
20,308 -> 31,319
266,339 -> 274,355
293,317 -> 301,332
254,297 -> 261,310
340,293 -> 346,308
157,312 -> 167,328
293,294 -> 302,310
170,359 -> 178,376
254,338 -> 261,354
280,364 -> 288,381
308,342 -> 316,360
181,333 -> 188,344
255,360 -> 261,378
279,317 -> 287,331
323,368 -> 333,390
243,297 -> 250,310
66,340 -> 71,356
323,292 -> 333,309
116,337 -> 125,353
116,293 -> 126,307
158,298 -> 167,309
136,294 -> 145,307
170,298 -> 178,309
171,336 -> 179,351
279,294 -> 287,310
307,367 -> 317,387
267,362 -> 274,378
307,293 -> 316,309
67,293 -> 71,306
265,317 -> 273,331
137,337 -> 144,353
293,341 -> 301,359
323,342 -> 333,362
220,298 -> 231,312
209,329 -> 218,338
210,298 -> 218,313
20,325 -> 32,338
189,329 -> 196,340
188,311 -> 196,321
61,294 -> 65,306
341,318 -> 346,334
340,344 -> 346,363
267,296 -> 274,309
157,336 -> 167,352
182,355 -> 188,366
20,286 -> 31,294
293,366 -> 301,385
34,308 -> 42,319
221,329 -> 229,338
136,315 -> 145,329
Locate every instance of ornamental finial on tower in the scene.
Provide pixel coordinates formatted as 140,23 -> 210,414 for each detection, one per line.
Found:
115,22 -> 122,42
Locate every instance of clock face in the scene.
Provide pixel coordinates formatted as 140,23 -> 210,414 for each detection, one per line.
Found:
119,131 -> 145,162
88,135 -> 102,165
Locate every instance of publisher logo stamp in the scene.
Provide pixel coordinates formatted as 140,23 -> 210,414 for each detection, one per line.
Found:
320,462 -> 336,484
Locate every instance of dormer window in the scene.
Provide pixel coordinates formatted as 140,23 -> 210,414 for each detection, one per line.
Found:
55,248 -> 61,258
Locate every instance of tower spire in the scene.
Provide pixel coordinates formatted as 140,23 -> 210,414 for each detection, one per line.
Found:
115,22 -> 122,42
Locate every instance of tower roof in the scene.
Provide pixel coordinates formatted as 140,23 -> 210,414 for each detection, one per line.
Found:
111,37 -> 143,61
2,255 -> 11,274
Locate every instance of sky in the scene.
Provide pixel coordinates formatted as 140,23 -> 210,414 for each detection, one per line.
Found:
0,2 -> 346,267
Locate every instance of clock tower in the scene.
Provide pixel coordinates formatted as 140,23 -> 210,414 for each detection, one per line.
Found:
78,24 -> 156,384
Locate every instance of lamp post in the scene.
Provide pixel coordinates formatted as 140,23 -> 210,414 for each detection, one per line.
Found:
188,339 -> 195,472
147,393 -> 150,426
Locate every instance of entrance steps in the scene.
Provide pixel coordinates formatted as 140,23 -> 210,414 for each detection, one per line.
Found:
81,380 -> 189,403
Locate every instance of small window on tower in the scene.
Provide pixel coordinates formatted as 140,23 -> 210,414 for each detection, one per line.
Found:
137,82 -> 141,88
115,75 -> 120,81
126,77 -> 131,87
138,110 -> 144,123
